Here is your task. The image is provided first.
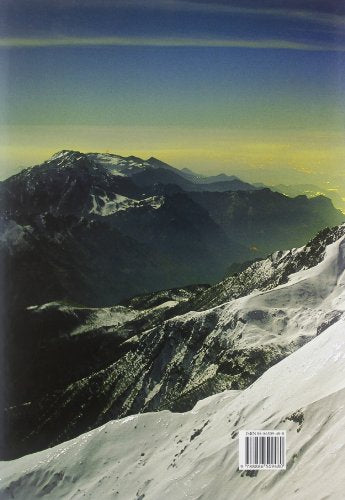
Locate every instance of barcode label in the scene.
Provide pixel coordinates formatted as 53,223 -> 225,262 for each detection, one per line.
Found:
239,430 -> 286,470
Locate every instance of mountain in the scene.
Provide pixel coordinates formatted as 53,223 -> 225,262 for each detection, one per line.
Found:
86,151 -> 258,192
0,151 -> 142,219
188,188 -> 344,256
180,166 -> 240,183
189,224 -> 345,310
1,150 -> 342,311
0,151 -> 247,308
129,166 -> 258,193
271,183 -> 345,212
0,205 -> 239,311
86,152 -> 180,177
1,227 -> 345,499
2,224 -> 344,459
181,167 -> 240,184
180,166 -> 204,180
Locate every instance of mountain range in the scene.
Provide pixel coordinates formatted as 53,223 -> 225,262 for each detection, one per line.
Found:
0,150 -> 343,311
270,183 -> 345,213
1,149 -> 345,499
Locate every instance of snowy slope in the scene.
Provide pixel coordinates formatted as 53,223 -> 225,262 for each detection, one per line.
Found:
5,227 -> 344,460
2,226 -> 345,477
1,317 -> 345,499
191,223 -> 345,310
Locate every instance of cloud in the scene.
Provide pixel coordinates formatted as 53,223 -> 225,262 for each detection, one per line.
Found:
2,0 -> 345,28
1,35 -> 344,51
111,0 -> 345,28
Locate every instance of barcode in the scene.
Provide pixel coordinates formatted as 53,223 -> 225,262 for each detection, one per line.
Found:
238,430 -> 286,470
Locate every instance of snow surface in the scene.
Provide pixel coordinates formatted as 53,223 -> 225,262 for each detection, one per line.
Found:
86,153 -> 152,176
89,193 -> 164,216
70,300 -> 179,337
1,318 -> 345,499
1,234 -> 345,499
86,153 -> 127,176
158,234 -> 345,363
50,151 -> 72,161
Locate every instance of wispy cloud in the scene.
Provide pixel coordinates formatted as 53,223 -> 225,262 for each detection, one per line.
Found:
2,0 -> 345,28
0,36 -> 344,51
43,0 -> 345,28
112,0 -> 345,27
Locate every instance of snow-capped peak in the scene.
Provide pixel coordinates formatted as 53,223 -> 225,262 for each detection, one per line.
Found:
85,152 -> 177,177
50,150 -> 77,160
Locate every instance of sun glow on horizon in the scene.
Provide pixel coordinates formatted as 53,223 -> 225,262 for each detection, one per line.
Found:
1,125 -> 344,189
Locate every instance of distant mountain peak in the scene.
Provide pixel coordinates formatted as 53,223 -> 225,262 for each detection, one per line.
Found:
180,166 -> 205,179
146,156 -> 173,169
126,155 -> 146,163
50,150 -> 81,160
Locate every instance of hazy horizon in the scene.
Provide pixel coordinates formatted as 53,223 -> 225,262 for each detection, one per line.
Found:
0,0 -> 344,199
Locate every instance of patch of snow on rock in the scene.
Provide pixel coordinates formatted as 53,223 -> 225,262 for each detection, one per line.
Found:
89,193 -> 164,216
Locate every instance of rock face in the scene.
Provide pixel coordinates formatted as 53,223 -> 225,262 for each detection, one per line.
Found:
2,224 -> 345,460
1,293 -> 345,499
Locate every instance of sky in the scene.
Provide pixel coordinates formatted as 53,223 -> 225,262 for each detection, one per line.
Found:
0,0 -> 344,197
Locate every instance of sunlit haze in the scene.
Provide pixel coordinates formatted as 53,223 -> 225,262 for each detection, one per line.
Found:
0,0 -> 344,203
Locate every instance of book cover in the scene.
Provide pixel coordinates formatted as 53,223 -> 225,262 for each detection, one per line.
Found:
0,1 -> 345,498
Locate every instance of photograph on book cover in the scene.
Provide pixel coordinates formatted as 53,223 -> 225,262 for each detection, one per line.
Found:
0,1 -> 344,498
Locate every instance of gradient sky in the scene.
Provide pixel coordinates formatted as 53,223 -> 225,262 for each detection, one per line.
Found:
0,0 -> 344,197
